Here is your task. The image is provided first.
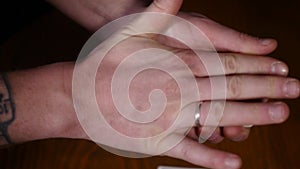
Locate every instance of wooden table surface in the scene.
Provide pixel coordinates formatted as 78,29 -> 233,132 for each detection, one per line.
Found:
0,0 -> 299,168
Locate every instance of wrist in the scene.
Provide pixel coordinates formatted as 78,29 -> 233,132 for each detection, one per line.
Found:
60,62 -> 87,139
6,62 -> 86,144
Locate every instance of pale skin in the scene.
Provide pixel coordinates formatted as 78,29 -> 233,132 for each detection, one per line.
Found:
0,0 -> 299,169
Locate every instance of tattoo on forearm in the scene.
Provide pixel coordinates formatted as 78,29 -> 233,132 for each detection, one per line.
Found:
0,73 -> 15,144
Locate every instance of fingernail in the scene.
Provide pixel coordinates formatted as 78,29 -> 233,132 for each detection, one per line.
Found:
260,39 -> 273,46
225,156 -> 241,169
243,124 -> 254,128
271,62 -> 289,76
283,79 -> 300,97
232,134 -> 247,142
269,102 -> 284,122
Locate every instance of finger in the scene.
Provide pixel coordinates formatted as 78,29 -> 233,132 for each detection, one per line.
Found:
198,101 -> 289,126
197,76 -> 300,100
186,127 -> 200,140
206,25 -> 277,55
218,54 -> 288,76
165,138 -> 242,169
146,0 -> 183,14
121,0 -> 183,36
177,51 -> 289,77
187,127 -> 224,144
205,127 -> 224,144
178,12 -> 278,55
223,126 -> 251,142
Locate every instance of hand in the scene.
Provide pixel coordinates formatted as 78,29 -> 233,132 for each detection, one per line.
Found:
70,0 -> 299,169
48,0 -> 282,145
159,12 -> 280,144
155,8 -> 280,145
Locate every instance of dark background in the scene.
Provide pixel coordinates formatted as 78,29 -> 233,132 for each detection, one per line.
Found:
0,0 -> 299,168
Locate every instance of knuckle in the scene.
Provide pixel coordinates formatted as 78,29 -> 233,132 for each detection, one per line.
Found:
266,77 -> 277,97
181,148 -> 190,159
152,0 -> 167,11
178,50 -> 206,76
228,76 -> 243,98
178,49 -> 194,58
238,32 -> 253,41
203,101 -> 224,126
164,80 -> 180,97
223,54 -> 238,74
180,142 -> 193,159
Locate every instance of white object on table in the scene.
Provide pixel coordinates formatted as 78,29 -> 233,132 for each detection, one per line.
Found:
158,166 -> 206,169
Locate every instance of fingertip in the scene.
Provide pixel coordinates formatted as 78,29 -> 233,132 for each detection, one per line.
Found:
271,61 -> 289,76
283,78 -> 300,98
223,126 -> 248,142
232,129 -> 250,142
238,34 -> 278,55
224,154 -> 242,169
260,38 -> 277,46
279,102 -> 290,122
259,38 -> 278,54
269,102 -> 290,123
147,0 -> 183,14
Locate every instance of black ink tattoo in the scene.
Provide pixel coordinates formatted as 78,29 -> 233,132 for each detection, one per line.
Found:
0,73 -> 15,144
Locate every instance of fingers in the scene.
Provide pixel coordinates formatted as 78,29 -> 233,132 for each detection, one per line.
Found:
198,101 -> 289,126
187,127 -> 224,144
177,51 -> 289,77
197,76 -> 300,100
165,138 -> 242,169
178,12 -> 278,55
208,25 -> 278,55
223,126 -> 251,142
200,127 -> 224,144
218,53 -> 288,76
187,126 -> 251,143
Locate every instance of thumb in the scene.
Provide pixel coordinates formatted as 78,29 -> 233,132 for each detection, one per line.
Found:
121,0 -> 183,35
146,0 -> 183,15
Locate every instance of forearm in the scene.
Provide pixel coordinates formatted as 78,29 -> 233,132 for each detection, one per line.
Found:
0,62 -> 84,146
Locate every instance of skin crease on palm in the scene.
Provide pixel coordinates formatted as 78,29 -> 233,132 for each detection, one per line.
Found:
47,0 -> 299,169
